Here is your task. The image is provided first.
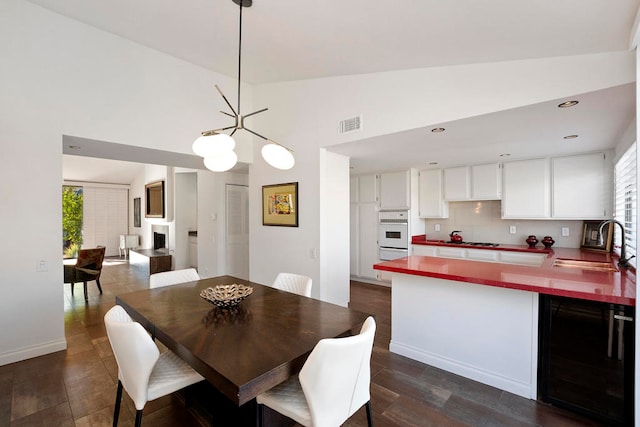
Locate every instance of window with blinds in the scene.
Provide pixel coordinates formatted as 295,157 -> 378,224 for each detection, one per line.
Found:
613,142 -> 637,268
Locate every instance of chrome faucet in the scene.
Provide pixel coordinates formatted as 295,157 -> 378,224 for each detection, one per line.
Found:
599,219 -> 635,269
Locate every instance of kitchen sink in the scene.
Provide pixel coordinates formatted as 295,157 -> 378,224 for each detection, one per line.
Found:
552,258 -> 618,272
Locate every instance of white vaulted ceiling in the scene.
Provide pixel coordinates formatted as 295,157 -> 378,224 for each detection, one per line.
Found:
26,0 -> 639,84
30,0 -> 639,176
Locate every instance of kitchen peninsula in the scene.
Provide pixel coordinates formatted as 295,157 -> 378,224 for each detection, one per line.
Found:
374,243 -> 635,401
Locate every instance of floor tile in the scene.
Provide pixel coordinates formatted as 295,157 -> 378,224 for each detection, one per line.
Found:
11,372 -> 67,421
10,402 -> 74,427
65,369 -> 117,419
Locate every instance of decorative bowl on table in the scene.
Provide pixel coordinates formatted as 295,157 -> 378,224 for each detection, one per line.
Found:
200,284 -> 253,308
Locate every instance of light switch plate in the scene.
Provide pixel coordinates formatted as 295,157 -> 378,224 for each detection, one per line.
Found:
434,224 -> 441,232
562,227 -> 570,237
509,226 -> 517,234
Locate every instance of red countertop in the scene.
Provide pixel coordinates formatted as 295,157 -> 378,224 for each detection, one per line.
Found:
375,244 -> 636,305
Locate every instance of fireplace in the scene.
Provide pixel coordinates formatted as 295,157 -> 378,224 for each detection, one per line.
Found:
153,232 -> 166,250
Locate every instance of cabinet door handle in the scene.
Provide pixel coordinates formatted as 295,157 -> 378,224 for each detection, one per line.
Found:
614,314 -> 634,322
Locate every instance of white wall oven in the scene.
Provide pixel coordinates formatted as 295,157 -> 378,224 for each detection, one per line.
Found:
378,210 -> 409,261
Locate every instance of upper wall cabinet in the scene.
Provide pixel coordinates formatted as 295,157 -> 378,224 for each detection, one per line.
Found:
502,153 -> 608,220
444,163 -> 502,201
502,158 -> 551,219
418,169 -> 449,218
379,171 -> 410,209
351,174 -> 378,204
551,153 -> 608,219
443,167 -> 470,200
471,163 -> 502,200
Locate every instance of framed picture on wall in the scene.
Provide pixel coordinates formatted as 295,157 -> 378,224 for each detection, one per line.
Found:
581,220 -> 612,252
262,182 -> 298,227
133,197 -> 141,227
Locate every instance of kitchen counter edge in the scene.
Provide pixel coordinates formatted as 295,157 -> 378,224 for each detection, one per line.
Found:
374,249 -> 636,305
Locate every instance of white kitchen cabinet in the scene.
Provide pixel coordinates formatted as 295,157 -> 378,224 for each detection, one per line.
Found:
552,153 -> 607,219
350,202 -> 358,274
443,167 -> 470,200
418,169 -> 449,218
350,174 -> 379,280
356,203 -> 379,279
349,176 -> 358,203
503,153 -> 607,219
410,244 -> 547,266
351,174 -> 378,204
502,158 -> 551,219
411,244 -> 438,257
444,163 -> 502,201
471,163 -> 502,200
379,171 -> 410,209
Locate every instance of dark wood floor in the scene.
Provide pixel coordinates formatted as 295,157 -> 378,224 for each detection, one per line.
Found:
0,259 -> 609,426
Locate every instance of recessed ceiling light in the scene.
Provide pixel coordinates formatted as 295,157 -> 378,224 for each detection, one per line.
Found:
68,145 -> 81,150
499,153 -> 511,157
558,100 -> 579,108
428,161 -> 438,165
431,127 -> 445,133
563,135 -> 579,139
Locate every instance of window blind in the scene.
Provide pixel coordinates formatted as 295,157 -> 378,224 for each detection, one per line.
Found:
613,142 -> 637,268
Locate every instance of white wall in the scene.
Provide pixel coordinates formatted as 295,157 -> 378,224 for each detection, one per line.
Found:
129,170 -> 146,244
248,142 -> 323,298
253,53 -> 635,152
0,0 -> 248,364
319,150 -> 351,305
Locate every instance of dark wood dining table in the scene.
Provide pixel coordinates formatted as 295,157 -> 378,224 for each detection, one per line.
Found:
115,275 -> 371,408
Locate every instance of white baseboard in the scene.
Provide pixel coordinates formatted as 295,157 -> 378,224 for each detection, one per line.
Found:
390,341 -> 535,399
0,339 -> 67,367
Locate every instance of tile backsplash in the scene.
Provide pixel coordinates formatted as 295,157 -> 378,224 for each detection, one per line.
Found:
422,201 -> 584,248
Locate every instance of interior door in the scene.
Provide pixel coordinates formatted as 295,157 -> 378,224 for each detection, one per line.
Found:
225,184 -> 249,280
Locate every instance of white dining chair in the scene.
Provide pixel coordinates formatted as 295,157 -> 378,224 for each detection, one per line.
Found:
256,316 -> 376,427
104,305 -> 204,427
272,272 -> 312,297
149,268 -> 200,288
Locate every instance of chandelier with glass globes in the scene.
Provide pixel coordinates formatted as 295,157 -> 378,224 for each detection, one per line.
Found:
192,0 -> 295,172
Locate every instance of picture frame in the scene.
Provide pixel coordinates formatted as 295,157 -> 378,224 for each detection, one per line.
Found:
145,181 -> 165,218
581,220 -> 612,252
262,182 -> 298,227
133,197 -> 141,227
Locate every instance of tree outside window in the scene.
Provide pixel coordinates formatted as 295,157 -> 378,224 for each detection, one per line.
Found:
62,186 -> 83,258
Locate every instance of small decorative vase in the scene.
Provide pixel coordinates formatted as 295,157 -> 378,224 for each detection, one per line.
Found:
526,235 -> 538,248
542,236 -> 555,249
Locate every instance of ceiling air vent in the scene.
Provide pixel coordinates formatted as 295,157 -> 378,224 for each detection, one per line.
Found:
338,115 -> 362,135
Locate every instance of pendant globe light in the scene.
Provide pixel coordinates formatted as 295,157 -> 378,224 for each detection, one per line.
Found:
193,0 -> 295,171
